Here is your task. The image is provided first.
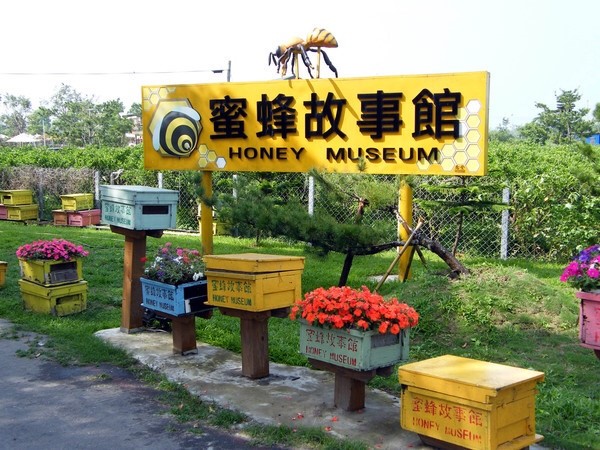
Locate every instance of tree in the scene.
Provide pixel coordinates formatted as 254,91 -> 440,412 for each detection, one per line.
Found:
0,94 -> 32,137
593,103 -> 600,133
519,89 -> 594,144
216,172 -> 469,286
489,117 -> 516,142
27,106 -> 53,139
96,100 -> 132,147
127,103 -> 142,117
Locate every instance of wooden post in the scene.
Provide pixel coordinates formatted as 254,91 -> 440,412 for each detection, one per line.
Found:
171,315 -> 198,355
334,373 -> 366,411
218,307 -> 289,379
308,358 -> 394,411
240,314 -> 270,379
110,225 -> 163,333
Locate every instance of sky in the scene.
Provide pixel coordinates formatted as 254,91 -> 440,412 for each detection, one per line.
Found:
1,0 -> 599,129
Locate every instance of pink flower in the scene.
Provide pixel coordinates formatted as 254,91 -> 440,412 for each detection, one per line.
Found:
16,238 -> 89,261
561,244 -> 600,291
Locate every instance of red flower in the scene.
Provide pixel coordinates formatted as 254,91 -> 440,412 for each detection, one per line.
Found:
289,285 -> 419,334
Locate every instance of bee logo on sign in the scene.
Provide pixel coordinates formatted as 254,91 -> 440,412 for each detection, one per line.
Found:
148,98 -> 201,157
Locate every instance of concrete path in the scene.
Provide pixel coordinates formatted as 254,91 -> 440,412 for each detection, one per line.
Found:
95,327 -> 430,449
0,319 -> 281,450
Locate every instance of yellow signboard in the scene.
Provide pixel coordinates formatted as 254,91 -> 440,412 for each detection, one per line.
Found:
142,71 -> 489,176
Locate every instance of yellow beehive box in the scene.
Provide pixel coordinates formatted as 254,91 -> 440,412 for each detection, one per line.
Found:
398,355 -> 544,450
19,279 -> 88,316
204,253 -> 305,274
7,204 -> 38,221
204,253 -> 304,312
19,258 -> 83,286
1,189 -> 33,205
0,261 -> 7,286
60,193 -> 94,211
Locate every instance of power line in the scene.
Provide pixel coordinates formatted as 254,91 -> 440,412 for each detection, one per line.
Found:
0,69 -> 228,76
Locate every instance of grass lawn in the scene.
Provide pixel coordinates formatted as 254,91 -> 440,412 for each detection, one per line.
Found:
0,221 -> 598,449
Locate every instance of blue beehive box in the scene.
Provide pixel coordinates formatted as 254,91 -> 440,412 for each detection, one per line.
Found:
100,185 -> 179,230
140,278 -> 209,316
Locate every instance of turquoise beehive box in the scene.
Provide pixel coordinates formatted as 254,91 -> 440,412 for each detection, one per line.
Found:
100,185 -> 179,230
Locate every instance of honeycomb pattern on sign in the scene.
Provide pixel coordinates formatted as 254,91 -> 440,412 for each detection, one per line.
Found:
142,87 -> 177,111
197,144 -> 227,170
435,99 -> 483,174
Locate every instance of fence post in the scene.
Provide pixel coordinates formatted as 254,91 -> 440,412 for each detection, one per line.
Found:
501,187 -> 510,260
157,172 -> 163,189
308,175 -> 314,216
37,174 -> 45,221
94,171 -> 100,208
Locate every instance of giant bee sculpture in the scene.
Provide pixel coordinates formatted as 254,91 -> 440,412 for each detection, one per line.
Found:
269,28 -> 338,79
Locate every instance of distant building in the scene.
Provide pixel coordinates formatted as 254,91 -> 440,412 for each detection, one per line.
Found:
585,134 -> 600,145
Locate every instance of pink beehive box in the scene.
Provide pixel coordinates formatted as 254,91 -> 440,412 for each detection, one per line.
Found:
67,209 -> 101,227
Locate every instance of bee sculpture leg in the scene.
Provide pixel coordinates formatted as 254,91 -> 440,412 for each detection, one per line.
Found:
320,50 -> 338,78
297,46 -> 314,78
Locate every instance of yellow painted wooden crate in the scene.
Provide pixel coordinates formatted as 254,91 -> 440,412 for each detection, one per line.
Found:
19,279 -> 88,316
7,204 -> 38,221
1,189 -> 33,205
0,261 -> 7,286
60,193 -> 94,211
204,253 -> 304,312
204,253 -> 305,274
19,258 -> 83,286
398,355 -> 544,450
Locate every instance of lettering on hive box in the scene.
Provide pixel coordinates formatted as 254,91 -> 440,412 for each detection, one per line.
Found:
408,393 -> 484,444
158,301 -> 175,312
210,278 -> 254,307
301,325 -> 362,368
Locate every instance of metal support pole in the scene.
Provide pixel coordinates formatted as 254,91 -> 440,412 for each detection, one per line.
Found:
501,187 -> 510,260
200,172 -> 213,255
398,181 -> 413,281
308,175 -> 315,216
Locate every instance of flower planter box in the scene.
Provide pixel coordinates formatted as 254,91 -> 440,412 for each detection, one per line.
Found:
0,261 -> 7,287
300,321 -> 410,371
1,189 -> 33,205
576,291 -> 600,352
19,279 -> 88,316
60,193 -> 94,211
67,209 -> 101,227
399,355 -> 545,450
100,185 -> 178,230
7,204 -> 38,221
19,258 -> 83,286
0,204 -> 6,220
141,277 -> 210,316
204,253 -> 304,312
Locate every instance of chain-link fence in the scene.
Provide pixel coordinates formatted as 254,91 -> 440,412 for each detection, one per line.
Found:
0,167 -> 526,259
